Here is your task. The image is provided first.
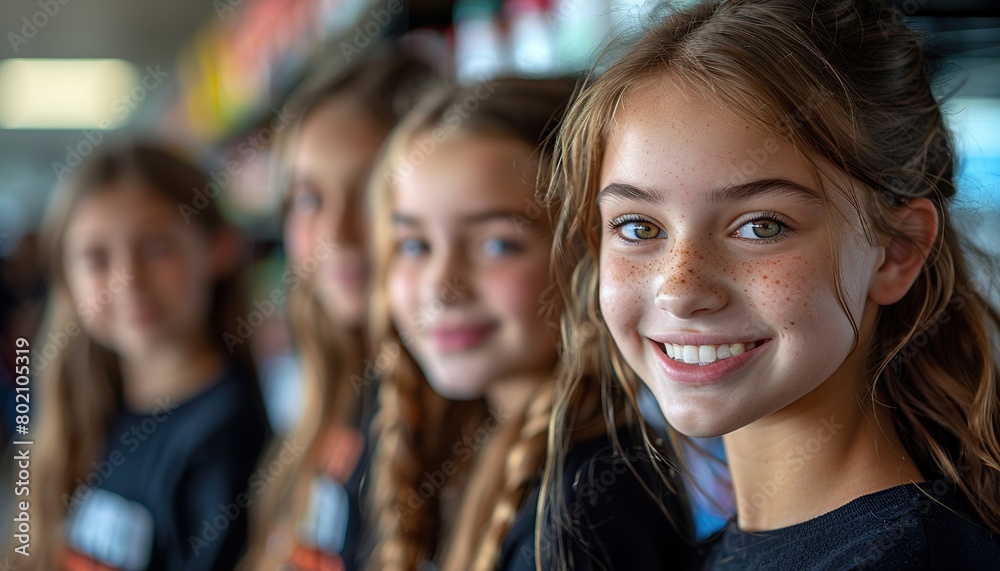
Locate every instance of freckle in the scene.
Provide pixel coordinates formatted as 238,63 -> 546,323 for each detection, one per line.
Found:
785,297 -> 791,301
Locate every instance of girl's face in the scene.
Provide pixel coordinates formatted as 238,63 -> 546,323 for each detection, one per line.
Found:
388,135 -> 559,400
64,183 -> 216,357
597,77 -> 883,438
285,99 -> 386,328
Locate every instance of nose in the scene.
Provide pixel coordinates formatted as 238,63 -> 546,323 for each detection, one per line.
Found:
322,188 -> 361,247
418,245 -> 471,309
653,240 -> 727,319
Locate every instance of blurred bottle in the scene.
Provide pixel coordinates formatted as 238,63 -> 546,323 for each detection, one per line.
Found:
454,0 -> 509,84
506,0 -> 558,77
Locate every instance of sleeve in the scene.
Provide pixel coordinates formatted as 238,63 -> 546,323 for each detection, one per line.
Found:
169,411 -> 269,571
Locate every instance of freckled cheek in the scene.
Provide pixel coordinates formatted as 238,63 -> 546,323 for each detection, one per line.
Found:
598,256 -> 646,333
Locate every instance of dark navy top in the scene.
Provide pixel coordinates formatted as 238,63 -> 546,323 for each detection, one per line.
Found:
61,367 -> 270,571
499,426 -> 692,570
697,481 -> 1000,570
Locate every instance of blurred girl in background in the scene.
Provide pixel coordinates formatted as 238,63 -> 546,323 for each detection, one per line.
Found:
365,77 -> 689,571
8,142 -> 270,570
542,0 -> 1000,568
242,48 -> 437,571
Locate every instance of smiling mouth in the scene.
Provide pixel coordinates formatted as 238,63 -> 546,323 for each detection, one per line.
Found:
656,340 -> 769,366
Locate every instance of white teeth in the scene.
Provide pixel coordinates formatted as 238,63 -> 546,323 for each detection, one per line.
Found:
717,344 -> 731,359
683,345 -> 699,362
660,340 -> 761,366
699,345 -> 716,364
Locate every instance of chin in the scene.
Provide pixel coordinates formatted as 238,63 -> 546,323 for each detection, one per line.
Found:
425,372 -> 487,401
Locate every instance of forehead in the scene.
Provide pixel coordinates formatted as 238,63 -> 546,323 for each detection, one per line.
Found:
393,135 -> 538,215
600,75 -> 814,193
65,182 -> 186,242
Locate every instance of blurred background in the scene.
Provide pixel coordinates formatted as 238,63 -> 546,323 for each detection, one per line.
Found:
0,0 -> 998,542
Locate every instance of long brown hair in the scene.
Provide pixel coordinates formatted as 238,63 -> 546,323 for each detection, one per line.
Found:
242,47 -> 438,568
541,0 -> 1000,559
365,77 -> 575,570
6,142 -> 259,568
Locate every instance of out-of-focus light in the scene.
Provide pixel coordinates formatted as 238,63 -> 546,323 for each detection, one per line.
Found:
0,58 -> 138,129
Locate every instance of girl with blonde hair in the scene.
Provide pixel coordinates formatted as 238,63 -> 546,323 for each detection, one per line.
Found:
366,77 -> 690,571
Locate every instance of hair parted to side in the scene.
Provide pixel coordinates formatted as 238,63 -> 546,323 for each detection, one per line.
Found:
242,47 -> 439,569
365,77 -> 575,571
541,0 -> 1000,555
4,141 -> 260,568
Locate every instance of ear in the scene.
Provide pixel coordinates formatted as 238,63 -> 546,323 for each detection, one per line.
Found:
868,197 -> 938,305
210,226 -> 245,279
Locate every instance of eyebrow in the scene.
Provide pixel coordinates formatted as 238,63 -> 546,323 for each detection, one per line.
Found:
596,178 -> 821,206
392,210 -> 525,226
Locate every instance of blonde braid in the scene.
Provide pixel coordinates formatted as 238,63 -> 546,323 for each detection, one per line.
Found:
368,356 -> 434,571
439,381 -> 556,571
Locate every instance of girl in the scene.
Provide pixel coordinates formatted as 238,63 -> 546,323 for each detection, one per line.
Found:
242,49 -> 437,571
542,0 -> 1000,568
366,78 -> 689,571
9,142 -> 270,569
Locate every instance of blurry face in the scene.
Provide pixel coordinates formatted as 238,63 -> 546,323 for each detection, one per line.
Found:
63,183 -> 215,358
388,135 -> 559,400
597,76 -> 883,437
285,100 -> 386,328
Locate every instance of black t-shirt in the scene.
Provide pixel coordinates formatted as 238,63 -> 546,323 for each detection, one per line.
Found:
61,367 -> 270,571
696,481 -> 1000,570
499,426 -> 692,570
284,383 -> 378,571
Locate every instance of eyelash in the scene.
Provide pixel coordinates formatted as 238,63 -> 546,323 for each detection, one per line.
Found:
604,211 -> 797,244
731,211 -> 796,244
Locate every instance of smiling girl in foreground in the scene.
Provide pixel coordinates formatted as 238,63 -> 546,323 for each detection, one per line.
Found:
542,0 -> 1000,568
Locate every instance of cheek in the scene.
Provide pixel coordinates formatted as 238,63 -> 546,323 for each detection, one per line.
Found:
387,263 -> 419,329
285,214 -> 316,267
480,258 -> 551,328
598,250 -> 646,335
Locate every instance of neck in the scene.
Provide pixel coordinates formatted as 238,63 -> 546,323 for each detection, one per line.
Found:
120,333 -> 224,412
723,356 -> 923,531
484,368 -> 553,419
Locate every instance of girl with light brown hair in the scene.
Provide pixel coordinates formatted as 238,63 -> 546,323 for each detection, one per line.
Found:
5,142 -> 270,570
241,47 -> 437,571
365,77 -> 690,571
542,0 -> 1000,568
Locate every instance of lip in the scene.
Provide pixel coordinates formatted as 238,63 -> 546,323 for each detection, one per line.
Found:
430,324 -> 496,352
327,266 -> 365,286
648,337 -> 771,386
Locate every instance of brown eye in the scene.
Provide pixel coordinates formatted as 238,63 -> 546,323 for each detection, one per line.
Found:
619,220 -> 666,241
